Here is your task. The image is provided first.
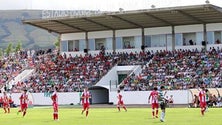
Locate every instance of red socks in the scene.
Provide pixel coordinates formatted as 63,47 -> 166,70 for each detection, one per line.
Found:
23,111 -> 26,117
53,113 -> 59,120
123,107 -> 127,111
117,107 -> 120,111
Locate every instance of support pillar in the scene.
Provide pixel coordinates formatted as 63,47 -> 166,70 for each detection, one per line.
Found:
85,32 -> 89,53
172,26 -> 175,51
112,30 -> 116,53
203,24 -> 207,51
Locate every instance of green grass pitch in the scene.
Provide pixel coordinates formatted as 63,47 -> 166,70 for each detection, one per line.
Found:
0,107 -> 221,125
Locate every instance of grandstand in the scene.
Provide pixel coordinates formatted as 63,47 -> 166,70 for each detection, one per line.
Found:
1,4 -> 221,106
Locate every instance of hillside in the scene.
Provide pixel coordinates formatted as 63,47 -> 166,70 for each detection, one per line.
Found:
0,10 -> 57,49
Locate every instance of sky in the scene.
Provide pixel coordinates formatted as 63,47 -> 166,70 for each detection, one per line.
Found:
0,0 -> 221,11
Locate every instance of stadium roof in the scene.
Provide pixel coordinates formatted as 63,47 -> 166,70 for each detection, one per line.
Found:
23,4 -> 222,34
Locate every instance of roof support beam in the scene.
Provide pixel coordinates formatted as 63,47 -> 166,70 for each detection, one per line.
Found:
211,6 -> 222,14
171,26 -> 175,51
52,20 -> 87,32
144,13 -> 173,26
112,30 -> 116,52
203,24 -> 207,51
177,10 -> 206,24
25,22 -> 61,34
83,18 -> 114,30
142,28 -> 145,47
110,15 -> 144,28
85,32 -> 89,51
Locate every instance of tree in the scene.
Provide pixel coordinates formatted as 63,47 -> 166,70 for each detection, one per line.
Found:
15,41 -> 22,52
0,48 -> 3,59
5,43 -> 13,56
54,37 -> 60,50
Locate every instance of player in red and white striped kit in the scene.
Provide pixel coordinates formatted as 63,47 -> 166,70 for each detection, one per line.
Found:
117,90 -> 127,112
81,87 -> 91,117
2,92 -> 10,113
148,87 -> 159,118
17,89 -> 29,117
51,87 -> 59,120
199,86 -> 206,116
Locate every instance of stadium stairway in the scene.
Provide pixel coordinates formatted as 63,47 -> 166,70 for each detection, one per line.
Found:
8,68 -> 35,89
94,65 -> 142,91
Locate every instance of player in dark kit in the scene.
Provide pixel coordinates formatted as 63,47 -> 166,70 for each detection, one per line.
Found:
158,86 -> 167,122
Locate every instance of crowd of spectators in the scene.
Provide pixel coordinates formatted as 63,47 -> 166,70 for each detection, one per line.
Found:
0,50 -> 30,92
0,49 -> 53,92
2,46 -> 222,93
9,50 -> 153,93
120,47 -> 222,91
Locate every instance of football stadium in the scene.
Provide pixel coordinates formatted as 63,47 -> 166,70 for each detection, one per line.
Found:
0,2 -> 222,125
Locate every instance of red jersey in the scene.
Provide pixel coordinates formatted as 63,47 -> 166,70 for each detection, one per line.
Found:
20,93 -> 28,105
0,97 -> 3,103
199,90 -> 206,103
149,91 -> 159,104
117,93 -> 123,102
3,95 -> 9,104
51,92 -> 58,104
117,92 -> 125,106
81,91 -> 90,104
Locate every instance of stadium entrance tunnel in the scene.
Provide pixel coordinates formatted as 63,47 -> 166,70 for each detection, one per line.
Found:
88,86 -> 109,104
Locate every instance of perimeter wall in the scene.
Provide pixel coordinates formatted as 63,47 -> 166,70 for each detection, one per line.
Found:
1,90 -> 193,106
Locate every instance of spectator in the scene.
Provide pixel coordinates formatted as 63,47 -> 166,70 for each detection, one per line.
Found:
215,39 -> 221,44
193,94 -> 199,108
189,39 -> 194,45
168,95 -> 174,108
